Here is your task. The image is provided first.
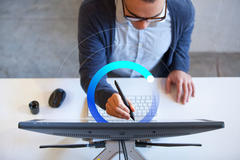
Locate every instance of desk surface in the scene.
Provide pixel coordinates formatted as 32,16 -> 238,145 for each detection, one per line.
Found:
0,78 -> 239,160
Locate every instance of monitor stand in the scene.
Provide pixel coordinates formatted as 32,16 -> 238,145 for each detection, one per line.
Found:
40,139 -> 201,160
94,140 -> 145,160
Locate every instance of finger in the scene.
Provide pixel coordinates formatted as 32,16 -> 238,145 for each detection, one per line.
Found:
182,81 -> 188,104
115,107 -> 130,120
176,80 -> 183,103
119,103 -> 130,114
187,82 -> 192,102
113,95 -> 130,113
107,100 -> 130,120
108,96 -> 130,119
166,78 -> 171,93
106,102 -> 125,119
191,81 -> 195,97
127,99 -> 135,112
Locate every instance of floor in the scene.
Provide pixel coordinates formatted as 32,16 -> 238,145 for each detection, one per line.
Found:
189,53 -> 240,77
0,0 -> 240,78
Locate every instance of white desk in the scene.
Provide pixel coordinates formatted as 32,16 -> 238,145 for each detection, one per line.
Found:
0,78 -> 240,160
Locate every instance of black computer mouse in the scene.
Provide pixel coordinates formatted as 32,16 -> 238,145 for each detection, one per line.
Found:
48,88 -> 66,108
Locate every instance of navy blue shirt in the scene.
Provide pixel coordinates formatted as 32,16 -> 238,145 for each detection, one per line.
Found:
78,0 -> 195,110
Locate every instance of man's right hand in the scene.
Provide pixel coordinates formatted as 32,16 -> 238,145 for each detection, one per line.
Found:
106,93 -> 135,120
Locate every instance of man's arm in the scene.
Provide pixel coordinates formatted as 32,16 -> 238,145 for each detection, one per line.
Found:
78,2 -> 134,119
166,1 -> 195,104
78,2 -> 117,110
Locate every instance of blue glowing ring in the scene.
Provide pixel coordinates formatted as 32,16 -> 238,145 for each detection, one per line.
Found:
87,61 -> 159,123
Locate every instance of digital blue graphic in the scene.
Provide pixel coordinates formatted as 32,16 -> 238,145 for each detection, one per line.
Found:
87,61 -> 159,123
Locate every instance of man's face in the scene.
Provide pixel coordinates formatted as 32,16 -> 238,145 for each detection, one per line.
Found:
124,0 -> 165,30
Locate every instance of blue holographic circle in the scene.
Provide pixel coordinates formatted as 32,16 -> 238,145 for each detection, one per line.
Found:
87,61 -> 159,123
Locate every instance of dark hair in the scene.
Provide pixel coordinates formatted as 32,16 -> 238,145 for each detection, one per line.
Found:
141,0 -> 156,3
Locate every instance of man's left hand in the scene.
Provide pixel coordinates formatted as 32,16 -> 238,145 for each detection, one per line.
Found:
166,70 -> 195,104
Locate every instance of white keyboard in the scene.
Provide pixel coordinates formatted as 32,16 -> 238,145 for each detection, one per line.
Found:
87,95 -> 154,122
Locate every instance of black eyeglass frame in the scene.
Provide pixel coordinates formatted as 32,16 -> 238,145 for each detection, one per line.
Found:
121,0 -> 167,22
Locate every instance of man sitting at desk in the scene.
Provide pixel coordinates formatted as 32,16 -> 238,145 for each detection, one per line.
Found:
78,0 -> 195,120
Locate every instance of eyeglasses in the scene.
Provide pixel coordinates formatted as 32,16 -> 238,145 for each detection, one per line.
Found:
122,0 -> 167,23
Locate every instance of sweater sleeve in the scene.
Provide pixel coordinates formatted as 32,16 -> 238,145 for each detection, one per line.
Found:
78,2 -> 117,110
170,1 -> 195,73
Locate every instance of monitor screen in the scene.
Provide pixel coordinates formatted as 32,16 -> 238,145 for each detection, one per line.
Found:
18,119 -> 224,140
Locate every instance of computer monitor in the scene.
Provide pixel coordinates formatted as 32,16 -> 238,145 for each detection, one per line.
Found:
18,119 -> 224,140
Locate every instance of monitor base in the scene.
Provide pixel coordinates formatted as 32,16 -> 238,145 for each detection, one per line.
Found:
94,140 -> 145,160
